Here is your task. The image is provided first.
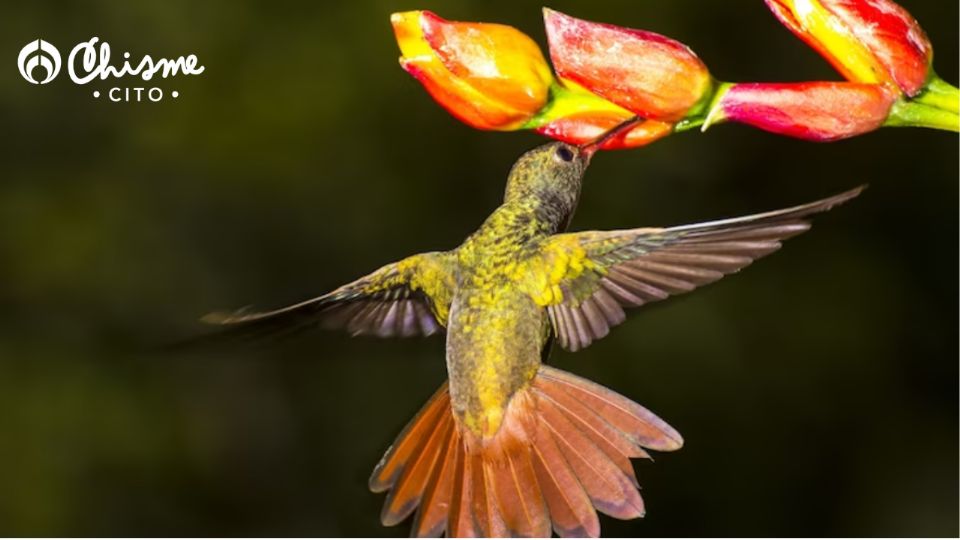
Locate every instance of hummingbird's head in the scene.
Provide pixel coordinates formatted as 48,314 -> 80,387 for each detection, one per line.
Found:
503,117 -> 641,213
504,141 -> 588,196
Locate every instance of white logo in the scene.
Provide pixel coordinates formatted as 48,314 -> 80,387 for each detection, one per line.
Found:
17,36 -> 204,102
67,37 -> 205,84
18,39 -> 61,84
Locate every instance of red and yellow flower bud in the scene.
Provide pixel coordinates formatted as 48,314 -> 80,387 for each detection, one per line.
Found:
765,0 -> 932,97
543,8 -> 712,122
392,10 -> 679,149
523,80 -> 672,149
536,111 -> 674,150
709,82 -> 896,141
391,10 -> 554,130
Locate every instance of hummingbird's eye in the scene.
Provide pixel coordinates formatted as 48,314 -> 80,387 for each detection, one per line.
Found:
555,145 -> 575,162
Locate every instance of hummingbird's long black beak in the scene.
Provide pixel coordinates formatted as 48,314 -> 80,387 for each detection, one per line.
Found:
578,116 -> 643,160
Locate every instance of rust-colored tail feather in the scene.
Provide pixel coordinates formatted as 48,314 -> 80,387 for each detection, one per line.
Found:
410,428 -> 458,536
537,391 -> 645,520
371,366 -> 682,537
529,415 -> 600,537
449,441 -> 478,537
537,378 -> 646,485
380,409 -> 453,525
539,367 -> 684,452
369,383 -> 450,494
488,428 -> 551,537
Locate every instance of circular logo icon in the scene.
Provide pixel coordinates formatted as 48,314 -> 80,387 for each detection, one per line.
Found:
18,39 -> 61,84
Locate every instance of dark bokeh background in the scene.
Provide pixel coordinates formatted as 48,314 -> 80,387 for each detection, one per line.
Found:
0,0 -> 957,536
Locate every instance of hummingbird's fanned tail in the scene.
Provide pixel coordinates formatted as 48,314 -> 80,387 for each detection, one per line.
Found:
370,366 -> 682,537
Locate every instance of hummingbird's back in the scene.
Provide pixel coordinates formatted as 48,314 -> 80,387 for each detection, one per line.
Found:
445,201 -> 553,439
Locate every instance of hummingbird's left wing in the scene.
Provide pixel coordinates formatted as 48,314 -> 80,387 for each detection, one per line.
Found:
200,251 -> 456,341
528,187 -> 863,352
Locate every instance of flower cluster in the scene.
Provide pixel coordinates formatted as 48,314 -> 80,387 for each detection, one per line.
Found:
390,0 -> 957,149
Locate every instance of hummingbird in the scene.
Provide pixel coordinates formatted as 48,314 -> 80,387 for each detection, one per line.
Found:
201,120 -> 862,537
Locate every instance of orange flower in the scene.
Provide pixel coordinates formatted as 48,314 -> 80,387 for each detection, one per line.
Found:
543,8 -> 712,122
765,0 -> 932,96
391,10 -> 553,130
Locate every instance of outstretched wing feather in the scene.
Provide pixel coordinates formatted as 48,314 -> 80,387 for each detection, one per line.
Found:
539,187 -> 863,352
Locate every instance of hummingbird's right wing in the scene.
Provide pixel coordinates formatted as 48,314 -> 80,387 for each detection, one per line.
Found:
200,251 -> 456,341
528,187 -> 863,352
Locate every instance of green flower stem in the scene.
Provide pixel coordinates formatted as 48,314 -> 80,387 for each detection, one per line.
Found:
521,82 -> 630,130
673,116 -> 706,132
885,98 -> 960,132
675,81 -> 732,133
524,80 -> 958,136
914,75 -> 959,115
521,83 -> 569,130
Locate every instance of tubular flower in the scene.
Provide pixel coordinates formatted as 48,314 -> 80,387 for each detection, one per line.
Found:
392,10 -> 678,149
765,0 -> 932,97
709,82 -> 896,141
526,81 -> 674,149
536,111 -> 674,150
391,10 -> 554,130
392,5 -> 956,147
543,8 -> 712,122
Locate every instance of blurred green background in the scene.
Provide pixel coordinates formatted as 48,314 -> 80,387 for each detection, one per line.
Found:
0,0 -> 956,536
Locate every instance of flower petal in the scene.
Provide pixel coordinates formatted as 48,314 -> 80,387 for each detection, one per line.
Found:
420,11 -> 553,116
821,0 -> 932,96
392,10 -> 553,130
544,8 -> 711,121
716,82 -> 895,141
765,0 -> 931,96
400,57 -> 527,130
537,112 -> 674,149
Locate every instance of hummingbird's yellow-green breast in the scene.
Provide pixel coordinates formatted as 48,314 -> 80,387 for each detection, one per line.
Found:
445,143 -> 592,437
